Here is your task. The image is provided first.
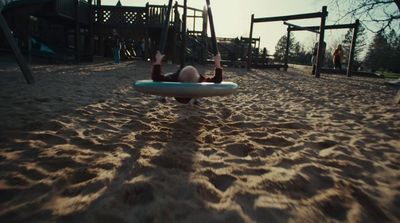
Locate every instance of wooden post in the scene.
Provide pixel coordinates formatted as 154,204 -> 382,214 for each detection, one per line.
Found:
180,0 -> 187,68
0,13 -> 34,84
75,0 -> 81,62
284,27 -> 291,71
247,14 -> 254,70
159,0 -> 173,54
172,2 -> 179,63
193,10 -> 196,34
27,16 -> 32,64
347,19 -> 359,77
88,0 -> 94,62
201,6 -> 208,64
205,0 -> 218,55
315,6 -> 327,78
144,3 -> 149,60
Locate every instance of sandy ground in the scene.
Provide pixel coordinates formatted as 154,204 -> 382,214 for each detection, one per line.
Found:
0,58 -> 399,223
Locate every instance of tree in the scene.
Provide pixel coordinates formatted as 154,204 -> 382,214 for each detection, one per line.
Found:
341,24 -> 367,68
273,34 -> 311,65
274,34 -> 300,62
364,32 -> 391,71
274,35 -> 290,62
387,30 -> 400,72
331,0 -> 400,33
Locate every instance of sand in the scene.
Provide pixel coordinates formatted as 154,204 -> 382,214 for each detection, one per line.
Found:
0,58 -> 399,223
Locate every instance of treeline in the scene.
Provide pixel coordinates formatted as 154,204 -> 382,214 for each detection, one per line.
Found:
364,31 -> 400,73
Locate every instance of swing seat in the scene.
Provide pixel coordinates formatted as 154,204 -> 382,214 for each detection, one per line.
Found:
132,80 -> 239,98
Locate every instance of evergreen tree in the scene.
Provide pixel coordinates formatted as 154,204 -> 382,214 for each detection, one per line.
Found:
364,32 -> 391,72
273,34 -> 297,63
387,30 -> 400,73
274,34 -> 312,65
341,24 -> 367,67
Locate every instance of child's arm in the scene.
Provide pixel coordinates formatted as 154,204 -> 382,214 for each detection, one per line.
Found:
151,51 -> 166,82
203,53 -> 223,83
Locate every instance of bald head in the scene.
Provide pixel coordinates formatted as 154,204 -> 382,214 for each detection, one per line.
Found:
178,66 -> 200,83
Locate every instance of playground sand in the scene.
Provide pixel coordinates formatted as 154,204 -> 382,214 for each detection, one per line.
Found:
0,60 -> 399,223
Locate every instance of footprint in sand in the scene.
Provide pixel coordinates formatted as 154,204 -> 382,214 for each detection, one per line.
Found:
203,170 -> 237,192
194,181 -> 222,203
231,168 -> 270,176
234,192 -> 290,222
305,140 -> 337,150
30,133 -> 68,146
122,182 -> 155,206
261,168 -> 334,199
38,156 -> 85,172
68,168 -> 97,185
318,194 -> 349,221
225,143 -> 254,157
252,135 -> 294,147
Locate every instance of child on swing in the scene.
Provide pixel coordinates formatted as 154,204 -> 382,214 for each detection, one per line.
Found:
151,50 -> 223,105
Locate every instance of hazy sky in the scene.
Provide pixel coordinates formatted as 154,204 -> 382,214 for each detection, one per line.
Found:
101,0 -> 367,53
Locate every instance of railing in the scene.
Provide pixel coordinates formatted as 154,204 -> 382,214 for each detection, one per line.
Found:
148,4 -> 175,26
93,5 -> 147,26
93,4 -> 175,27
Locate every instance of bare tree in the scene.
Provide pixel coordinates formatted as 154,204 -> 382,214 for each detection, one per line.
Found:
330,0 -> 400,33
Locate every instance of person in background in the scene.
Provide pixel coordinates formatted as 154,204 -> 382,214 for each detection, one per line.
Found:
112,29 -> 121,64
311,41 -> 326,75
333,44 -> 343,70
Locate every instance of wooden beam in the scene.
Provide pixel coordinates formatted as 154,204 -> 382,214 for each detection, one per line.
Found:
180,0 -> 187,68
315,6 -> 327,78
284,21 -> 319,34
206,0 -> 218,55
289,23 -> 356,31
75,0 -> 80,62
247,14 -> 254,70
347,19 -> 359,77
159,0 -> 173,54
0,13 -> 34,84
284,28 -> 290,71
253,11 -> 323,23
88,0 -> 94,62
177,4 -> 202,12
201,5 -> 208,64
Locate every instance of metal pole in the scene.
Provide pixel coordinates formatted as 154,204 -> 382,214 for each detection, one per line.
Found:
347,19 -> 359,77
315,6 -> 327,78
247,14 -> 254,70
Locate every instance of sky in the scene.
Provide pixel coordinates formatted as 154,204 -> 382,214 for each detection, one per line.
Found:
98,0 -> 388,54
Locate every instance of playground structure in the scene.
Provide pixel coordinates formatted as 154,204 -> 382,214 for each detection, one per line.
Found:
248,6 -> 329,77
247,6 -> 363,77
285,19 -> 360,77
0,0 -> 258,66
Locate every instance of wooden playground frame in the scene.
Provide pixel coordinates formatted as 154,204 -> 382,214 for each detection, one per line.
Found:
286,20 -> 360,77
247,6 -> 361,78
247,6 -> 328,77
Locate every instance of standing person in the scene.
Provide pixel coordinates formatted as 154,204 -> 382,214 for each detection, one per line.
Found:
311,41 -> 326,75
112,29 -> 121,64
333,44 -> 343,70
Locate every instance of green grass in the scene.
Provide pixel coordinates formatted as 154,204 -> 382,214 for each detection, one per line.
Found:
382,71 -> 400,79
